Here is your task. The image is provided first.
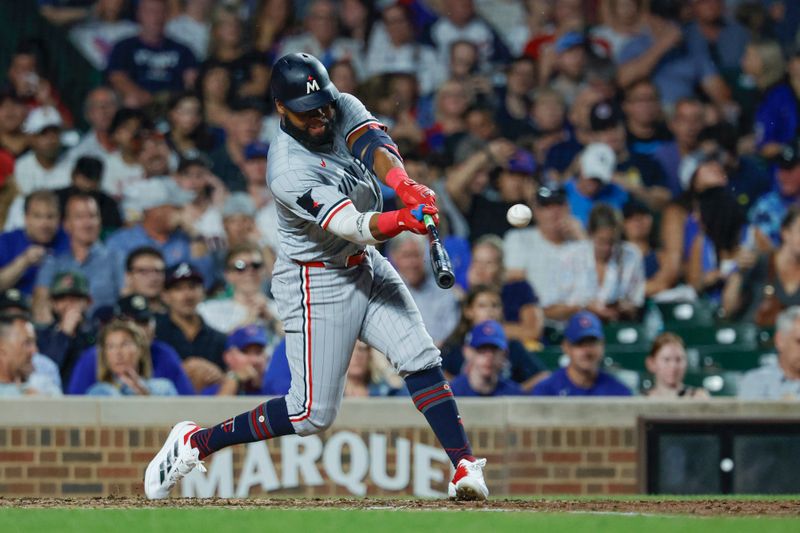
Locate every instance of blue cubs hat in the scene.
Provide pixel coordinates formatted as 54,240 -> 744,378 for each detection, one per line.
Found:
244,142 -> 270,160
506,149 -> 537,175
554,32 -> 586,54
467,320 -> 508,351
564,311 -> 604,343
226,324 -> 268,351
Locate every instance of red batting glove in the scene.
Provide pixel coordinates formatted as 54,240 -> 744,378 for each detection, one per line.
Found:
385,167 -> 436,208
377,204 -> 439,238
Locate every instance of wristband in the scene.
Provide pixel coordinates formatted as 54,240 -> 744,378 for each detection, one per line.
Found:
385,166 -> 411,190
376,210 -> 403,238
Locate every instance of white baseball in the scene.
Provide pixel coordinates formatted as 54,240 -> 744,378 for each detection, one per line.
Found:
506,204 -> 532,227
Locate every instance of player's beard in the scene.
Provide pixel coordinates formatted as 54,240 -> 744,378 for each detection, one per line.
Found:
282,116 -> 335,152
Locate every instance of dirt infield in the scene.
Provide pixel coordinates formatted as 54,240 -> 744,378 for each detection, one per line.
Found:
1,497 -> 798,516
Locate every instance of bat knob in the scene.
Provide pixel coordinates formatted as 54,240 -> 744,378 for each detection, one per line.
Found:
435,270 -> 455,289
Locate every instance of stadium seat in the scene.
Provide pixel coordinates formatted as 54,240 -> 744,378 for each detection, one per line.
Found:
656,300 -> 718,327
603,350 -> 648,372
668,323 -> 759,350
690,347 -> 777,372
603,322 -> 652,349
534,345 -> 566,370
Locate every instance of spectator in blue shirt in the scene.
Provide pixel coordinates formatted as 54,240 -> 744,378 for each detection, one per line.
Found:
749,140 -> 800,247
0,191 -> 69,296
685,0 -> 749,76
531,311 -> 632,397
67,293 -> 194,395
106,0 -> 198,108
450,320 -> 523,397
565,143 -> 629,227
33,193 -> 123,321
198,324 -> 272,396
105,177 -> 214,287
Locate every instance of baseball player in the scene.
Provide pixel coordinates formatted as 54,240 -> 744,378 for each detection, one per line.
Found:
145,53 -> 488,501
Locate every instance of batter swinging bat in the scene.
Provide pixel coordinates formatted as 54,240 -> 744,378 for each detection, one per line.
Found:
423,213 -> 455,289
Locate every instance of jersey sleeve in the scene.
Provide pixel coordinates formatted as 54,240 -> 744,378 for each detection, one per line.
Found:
337,93 -> 385,145
270,169 -> 355,230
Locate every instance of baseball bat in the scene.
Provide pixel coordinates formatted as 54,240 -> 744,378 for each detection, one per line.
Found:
423,213 -> 455,289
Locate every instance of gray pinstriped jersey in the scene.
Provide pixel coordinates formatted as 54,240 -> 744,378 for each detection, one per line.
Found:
267,93 -> 383,266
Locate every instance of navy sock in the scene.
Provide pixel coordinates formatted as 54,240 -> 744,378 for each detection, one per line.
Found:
405,367 -> 473,467
190,397 -> 295,459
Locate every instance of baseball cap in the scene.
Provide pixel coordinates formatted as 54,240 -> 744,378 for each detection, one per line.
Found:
506,149 -> 537,175
129,178 -> 195,211
0,288 -> 30,313
244,142 -> 270,160
22,106 -> 63,134
226,324 -> 268,351
50,271 -> 90,299
536,186 -> 567,206
772,141 -> 800,170
115,294 -> 153,322
177,150 -> 211,173
564,311 -> 604,344
165,262 -> 204,289
223,192 -> 257,218
466,320 -> 508,351
579,143 -> 616,183
589,100 -> 624,132
554,32 -> 585,54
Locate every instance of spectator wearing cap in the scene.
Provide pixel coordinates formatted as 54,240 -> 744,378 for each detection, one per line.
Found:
55,156 -> 123,234
67,293 -> 194,395
504,186 -> 585,312
65,87 -> 119,163
34,271 -> 96,385
653,99 -> 705,197
0,90 -> 30,158
209,98 -> 264,193
122,247 -> 167,314
748,140 -> 800,248
589,100 -> 671,211
105,177 -> 214,286
450,320 -> 523,397
622,80 -> 672,158
616,2 -> 732,111
531,310 -> 632,396
101,108 -> 151,199
279,0 -> 366,78
364,3 -> 443,96
155,262 -> 226,369
388,233 -> 460,346
544,31 -> 590,107
173,152 -> 227,246
737,306 -> 800,400
106,0 -> 198,109
564,143 -> 629,227
622,198 -> 678,298
0,287 -> 62,394
200,243 -> 275,335
14,106 -> 71,195
547,204 -> 644,323
85,320 -> 177,397
0,190 -> 69,296
447,140 -> 537,241
241,142 -> 280,256
0,314 -> 61,397
33,192 -> 123,321
467,236 -> 543,349
194,324 -> 272,396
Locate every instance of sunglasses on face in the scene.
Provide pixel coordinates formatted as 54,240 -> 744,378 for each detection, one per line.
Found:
228,259 -> 264,272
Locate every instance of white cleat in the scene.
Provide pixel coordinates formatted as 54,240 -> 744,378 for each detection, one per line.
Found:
144,421 -> 207,500
448,457 -> 489,501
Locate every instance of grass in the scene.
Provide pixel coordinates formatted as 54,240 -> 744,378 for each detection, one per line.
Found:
1,508 -> 798,533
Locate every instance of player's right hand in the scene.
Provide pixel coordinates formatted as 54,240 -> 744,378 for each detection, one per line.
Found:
396,179 -> 437,209
399,204 -> 438,235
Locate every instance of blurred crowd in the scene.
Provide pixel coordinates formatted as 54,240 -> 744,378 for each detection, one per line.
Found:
1,0 -> 799,400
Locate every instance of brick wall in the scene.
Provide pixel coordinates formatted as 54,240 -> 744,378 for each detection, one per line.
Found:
0,398 -> 794,498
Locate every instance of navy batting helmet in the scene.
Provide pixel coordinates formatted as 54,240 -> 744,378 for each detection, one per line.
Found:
271,53 -> 340,112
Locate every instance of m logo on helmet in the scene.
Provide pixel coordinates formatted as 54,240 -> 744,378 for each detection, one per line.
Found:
306,76 -> 320,94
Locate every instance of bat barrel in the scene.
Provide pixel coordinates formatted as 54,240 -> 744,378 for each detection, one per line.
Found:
422,214 -> 455,289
